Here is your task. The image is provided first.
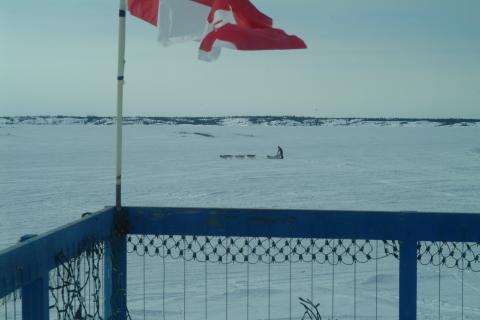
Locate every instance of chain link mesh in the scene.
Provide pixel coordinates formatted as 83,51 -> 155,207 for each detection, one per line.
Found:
127,235 -> 399,265
417,241 -> 480,271
128,236 -> 480,272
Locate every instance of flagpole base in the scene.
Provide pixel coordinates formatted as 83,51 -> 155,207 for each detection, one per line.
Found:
116,180 -> 121,212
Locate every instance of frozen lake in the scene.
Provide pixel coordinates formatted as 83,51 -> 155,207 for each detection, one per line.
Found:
1,125 -> 479,248
1,124 -> 480,319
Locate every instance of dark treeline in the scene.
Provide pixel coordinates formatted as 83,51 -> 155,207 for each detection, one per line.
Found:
1,116 -> 479,126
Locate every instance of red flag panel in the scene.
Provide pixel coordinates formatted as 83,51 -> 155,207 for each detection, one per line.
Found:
128,0 -> 159,26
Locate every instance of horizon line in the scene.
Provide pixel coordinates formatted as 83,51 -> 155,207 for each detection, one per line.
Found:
2,115 -> 480,121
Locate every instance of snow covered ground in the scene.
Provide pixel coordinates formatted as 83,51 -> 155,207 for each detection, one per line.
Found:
1,124 -> 480,319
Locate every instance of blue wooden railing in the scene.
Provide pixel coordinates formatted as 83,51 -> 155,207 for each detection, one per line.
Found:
1,206 -> 480,319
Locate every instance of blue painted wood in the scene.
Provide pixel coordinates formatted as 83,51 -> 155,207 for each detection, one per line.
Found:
0,207 -> 114,299
126,206 -> 480,320
104,212 -> 127,320
125,207 -> 480,242
104,240 -> 113,319
399,239 -> 417,320
16,234 -> 49,320
1,205 -> 480,320
21,276 -> 49,320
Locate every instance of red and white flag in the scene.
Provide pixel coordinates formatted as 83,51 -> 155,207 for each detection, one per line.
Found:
128,0 -> 306,61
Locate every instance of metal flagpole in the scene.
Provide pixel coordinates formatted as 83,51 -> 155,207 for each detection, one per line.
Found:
116,0 -> 126,211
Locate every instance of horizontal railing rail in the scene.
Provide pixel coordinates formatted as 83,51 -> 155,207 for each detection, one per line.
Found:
125,207 -> 480,242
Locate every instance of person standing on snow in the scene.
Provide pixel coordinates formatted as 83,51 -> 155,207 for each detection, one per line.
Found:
277,146 -> 284,159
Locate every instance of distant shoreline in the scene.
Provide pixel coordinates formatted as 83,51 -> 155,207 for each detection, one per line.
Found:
1,116 -> 480,127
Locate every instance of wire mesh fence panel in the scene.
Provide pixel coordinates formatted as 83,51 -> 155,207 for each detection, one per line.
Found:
127,235 -> 400,320
417,241 -> 480,320
9,236 -> 480,319
0,290 -> 21,320
49,241 -> 105,320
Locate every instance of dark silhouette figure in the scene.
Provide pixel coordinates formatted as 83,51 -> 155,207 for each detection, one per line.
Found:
277,146 -> 284,159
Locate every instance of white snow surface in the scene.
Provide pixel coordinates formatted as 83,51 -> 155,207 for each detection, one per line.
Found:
1,125 -> 480,319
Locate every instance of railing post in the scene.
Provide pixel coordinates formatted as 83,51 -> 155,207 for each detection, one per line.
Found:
104,211 -> 127,320
399,239 -> 417,320
19,234 -> 49,320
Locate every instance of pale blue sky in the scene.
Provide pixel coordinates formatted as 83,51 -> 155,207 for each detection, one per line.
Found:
1,0 -> 479,117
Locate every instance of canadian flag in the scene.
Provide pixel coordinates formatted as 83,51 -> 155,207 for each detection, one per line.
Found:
128,0 -> 306,61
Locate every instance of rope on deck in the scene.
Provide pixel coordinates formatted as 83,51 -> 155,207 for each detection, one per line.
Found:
49,241 -> 104,320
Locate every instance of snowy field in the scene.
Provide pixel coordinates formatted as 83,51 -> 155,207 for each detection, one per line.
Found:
1,124 -> 480,319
